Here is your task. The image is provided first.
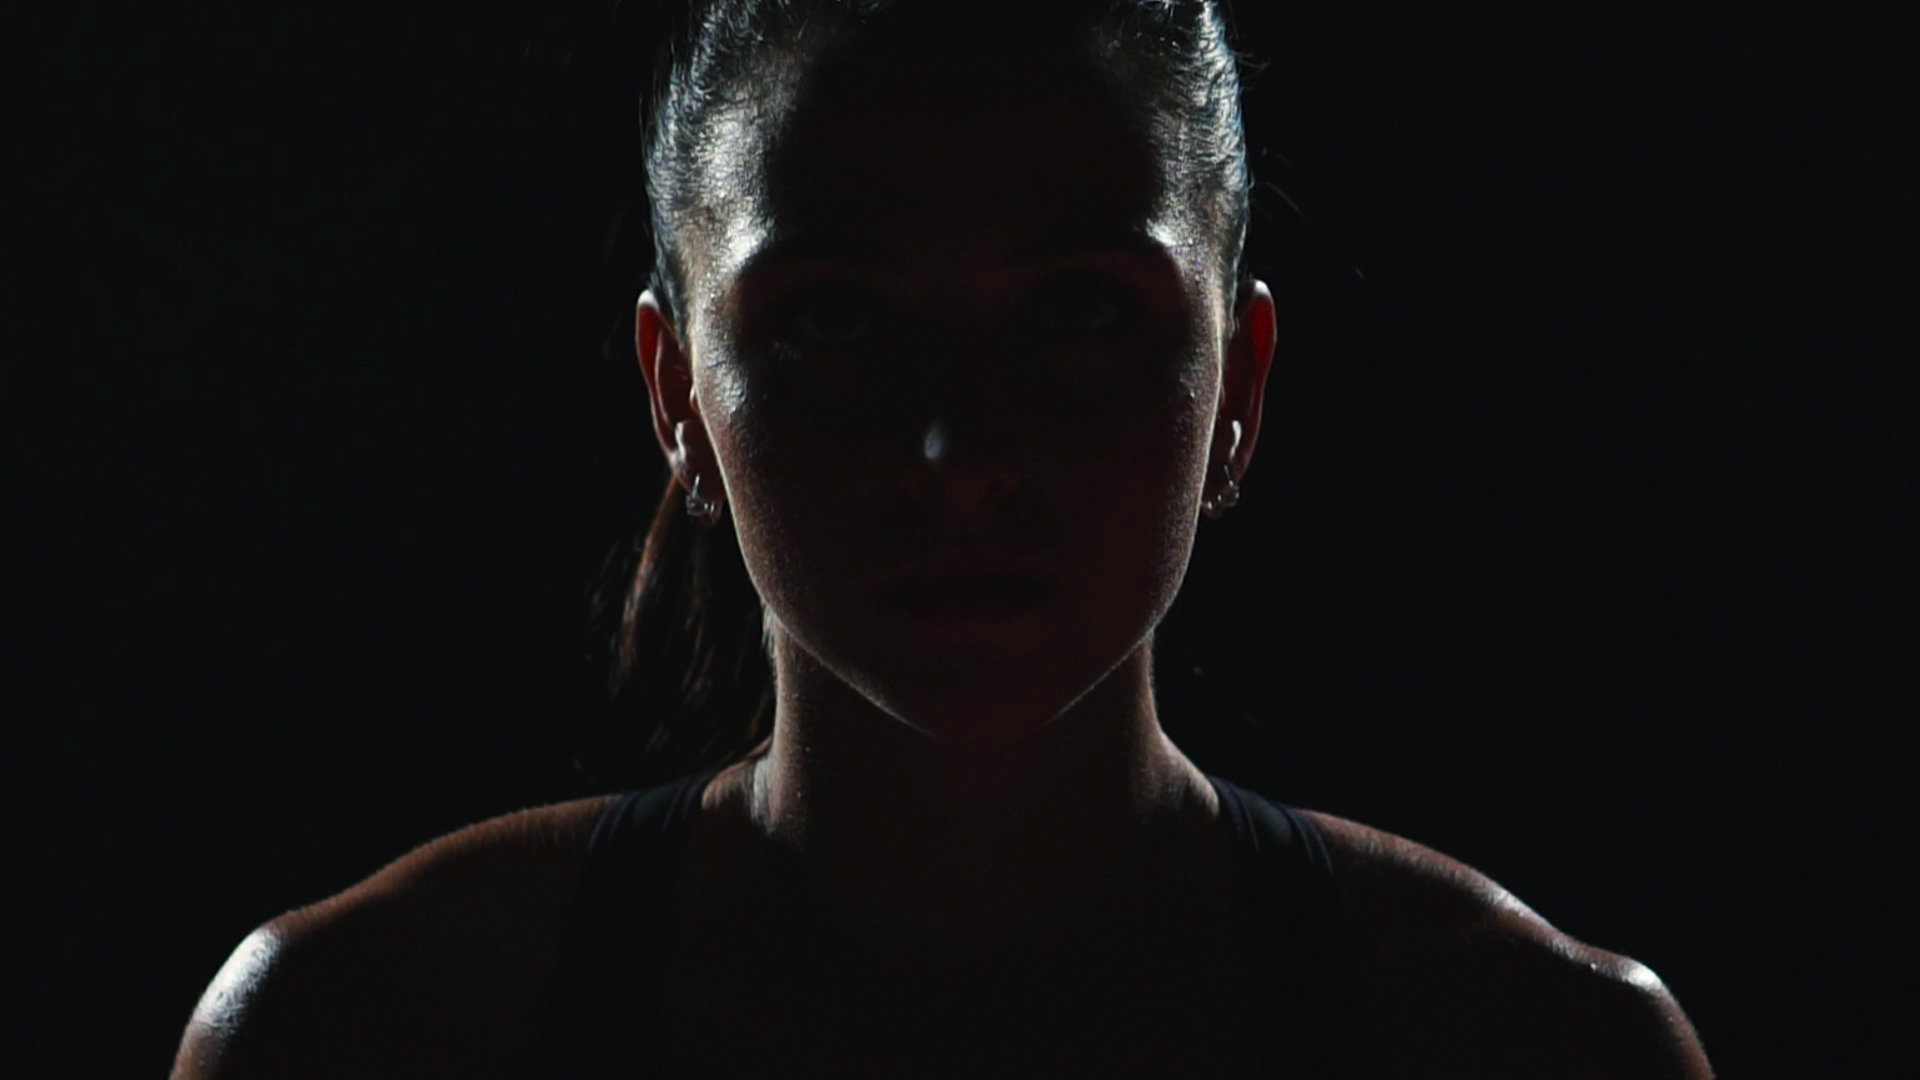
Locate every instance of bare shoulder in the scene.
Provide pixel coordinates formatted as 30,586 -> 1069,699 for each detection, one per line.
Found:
1301,810 -> 1715,1080
171,794 -> 619,1080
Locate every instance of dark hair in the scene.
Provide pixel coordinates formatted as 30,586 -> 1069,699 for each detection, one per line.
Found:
579,0 -> 1259,789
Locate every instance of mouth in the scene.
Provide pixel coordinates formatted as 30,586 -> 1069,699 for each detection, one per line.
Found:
872,572 -> 1061,621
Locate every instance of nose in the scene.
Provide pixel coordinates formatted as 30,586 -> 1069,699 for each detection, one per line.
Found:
901,417 -> 1024,534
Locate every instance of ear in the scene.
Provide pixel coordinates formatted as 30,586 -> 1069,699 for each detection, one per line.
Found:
1211,279 -> 1276,496
635,290 -> 714,498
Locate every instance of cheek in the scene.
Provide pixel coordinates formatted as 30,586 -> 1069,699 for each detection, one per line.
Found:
1053,350 -> 1218,601
1077,399 -> 1210,580
1108,342 -> 1218,520
700,371 -> 871,617
1077,342 -> 1217,501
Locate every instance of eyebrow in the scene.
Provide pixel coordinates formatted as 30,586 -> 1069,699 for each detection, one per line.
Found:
1011,221 -> 1171,266
732,220 -> 1172,281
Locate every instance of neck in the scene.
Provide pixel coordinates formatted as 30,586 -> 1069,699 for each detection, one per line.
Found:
726,630 -> 1218,969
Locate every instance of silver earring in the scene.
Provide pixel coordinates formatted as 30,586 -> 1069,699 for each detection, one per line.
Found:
1202,463 -> 1241,520
685,474 -> 721,523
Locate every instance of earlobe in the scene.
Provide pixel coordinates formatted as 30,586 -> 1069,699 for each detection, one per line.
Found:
1200,419 -> 1244,520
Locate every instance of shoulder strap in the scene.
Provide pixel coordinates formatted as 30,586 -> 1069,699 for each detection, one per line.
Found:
1209,775 -> 1391,1080
528,768 -> 720,1079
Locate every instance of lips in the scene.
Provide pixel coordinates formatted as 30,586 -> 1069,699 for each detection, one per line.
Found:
873,571 -> 1060,620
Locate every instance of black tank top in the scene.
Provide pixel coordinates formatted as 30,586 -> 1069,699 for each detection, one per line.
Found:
527,769 -> 1388,1078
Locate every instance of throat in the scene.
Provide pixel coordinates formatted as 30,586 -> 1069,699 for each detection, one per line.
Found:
682,753 -> 1247,970
709,751 -> 1233,972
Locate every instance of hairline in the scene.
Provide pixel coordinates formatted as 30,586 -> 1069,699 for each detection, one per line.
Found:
649,10 -> 1250,343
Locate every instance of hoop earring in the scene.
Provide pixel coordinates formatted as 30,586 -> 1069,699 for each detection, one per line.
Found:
685,474 -> 722,524
1201,463 -> 1241,520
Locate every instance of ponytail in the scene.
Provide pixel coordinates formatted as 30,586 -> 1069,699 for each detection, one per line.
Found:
581,467 -> 774,791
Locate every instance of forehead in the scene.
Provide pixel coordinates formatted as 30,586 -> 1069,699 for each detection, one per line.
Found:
692,21 -> 1194,301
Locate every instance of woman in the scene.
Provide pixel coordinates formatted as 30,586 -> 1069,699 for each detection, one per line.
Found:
172,2 -> 1714,1077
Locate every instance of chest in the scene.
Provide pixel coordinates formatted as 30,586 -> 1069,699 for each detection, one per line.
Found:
656,919 -> 1264,1079
653,835 -> 1265,1078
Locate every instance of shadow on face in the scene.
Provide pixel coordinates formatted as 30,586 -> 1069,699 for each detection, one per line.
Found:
670,17 -> 1238,743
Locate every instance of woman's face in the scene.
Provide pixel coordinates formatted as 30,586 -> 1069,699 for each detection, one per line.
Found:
642,23 -> 1271,744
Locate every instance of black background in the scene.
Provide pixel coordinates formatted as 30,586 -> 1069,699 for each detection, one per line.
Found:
13,2 -> 1910,1077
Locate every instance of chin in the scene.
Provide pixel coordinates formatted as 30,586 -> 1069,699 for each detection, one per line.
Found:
891,696 -> 1065,746
853,656 -> 1121,748
779,599 -> 1150,745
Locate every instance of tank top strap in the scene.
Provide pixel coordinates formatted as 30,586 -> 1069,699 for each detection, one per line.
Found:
528,767 -> 720,1079
1208,775 -> 1391,1079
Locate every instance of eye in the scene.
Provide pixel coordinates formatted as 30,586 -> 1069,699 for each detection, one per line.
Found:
787,288 -> 873,345
1035,279 -> 1127,332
